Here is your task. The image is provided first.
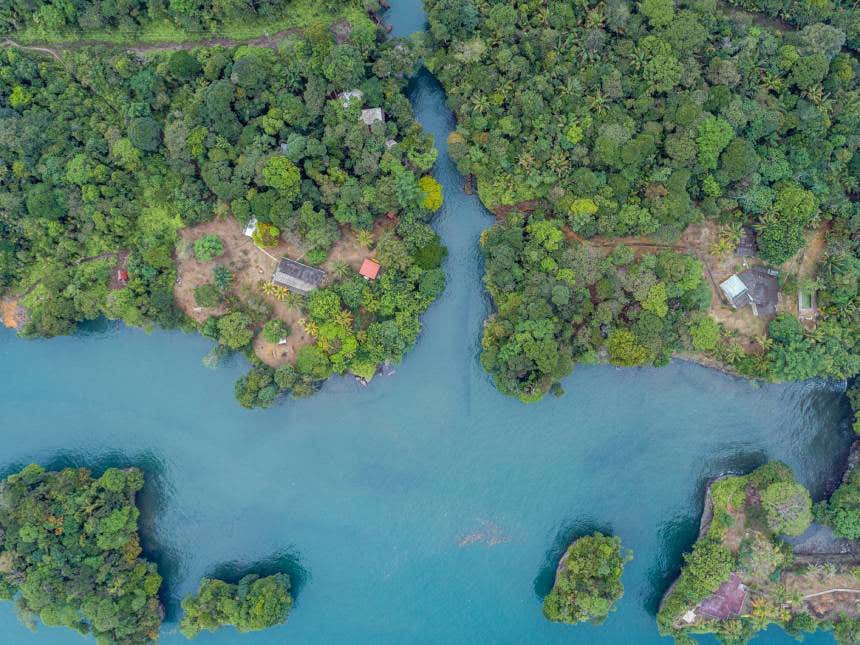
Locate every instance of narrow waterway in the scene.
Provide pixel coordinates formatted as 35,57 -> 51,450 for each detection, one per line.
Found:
0,4 -> 853,644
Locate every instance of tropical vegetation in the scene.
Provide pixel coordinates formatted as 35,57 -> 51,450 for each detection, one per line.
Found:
0,464 -> 163,642
658,462 -> 860,643
0,7 -> 446,407
543,532 -> 630,625
426,0 -> 859,398
180,573 -> 292,638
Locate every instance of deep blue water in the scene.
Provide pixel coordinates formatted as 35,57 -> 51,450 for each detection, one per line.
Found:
0,3 -> 855,643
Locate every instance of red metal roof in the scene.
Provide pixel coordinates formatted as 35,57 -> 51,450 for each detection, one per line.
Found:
359,258 -> 381,280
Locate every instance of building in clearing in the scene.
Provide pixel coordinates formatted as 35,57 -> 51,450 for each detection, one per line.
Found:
338,89 -> 364,107
720,274 -> 752,309
359,258 -> 381,280
720,268 -> 779,317
243,217 -> 257,238
272,258 -> 326,295
360,108 -> 384,126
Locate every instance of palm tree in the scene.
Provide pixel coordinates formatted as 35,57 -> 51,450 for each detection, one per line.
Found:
332,261 -> 353,280
282,291 -> 304,310
334,309 -> 354,328
356,230 -> 374,248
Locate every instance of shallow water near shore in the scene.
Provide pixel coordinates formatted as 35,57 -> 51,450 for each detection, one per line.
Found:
0,3 -> 855,644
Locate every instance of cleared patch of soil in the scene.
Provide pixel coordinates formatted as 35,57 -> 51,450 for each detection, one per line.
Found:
174,216 -> 386,368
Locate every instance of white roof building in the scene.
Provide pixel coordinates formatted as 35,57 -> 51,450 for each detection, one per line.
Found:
243,217 -> 257,238
719,274 -> 752,309
337,89 -> 364,107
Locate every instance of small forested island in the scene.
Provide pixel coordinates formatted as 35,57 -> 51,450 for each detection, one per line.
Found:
658,460 -> 860,643
180,573 -> 292,638
0,1 -> 447,407
426,0 -> 859,400
543,532 -> 630,625
0,464 -> 163,642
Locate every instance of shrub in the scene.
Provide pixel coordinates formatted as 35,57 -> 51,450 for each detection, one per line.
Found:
252,222 -> 281,248
418,175 -> 443,211
760,481 -> 812,536
194,234 -> 224,262
194,283 -> 222,308
690,317 -> 720,352
262,319 -> 291,343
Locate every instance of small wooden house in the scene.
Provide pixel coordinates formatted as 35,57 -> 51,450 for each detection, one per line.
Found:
272,258 -> 326,295
359,258 -> 381,280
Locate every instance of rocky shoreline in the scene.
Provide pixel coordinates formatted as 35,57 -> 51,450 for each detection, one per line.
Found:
659,443 -> 860,614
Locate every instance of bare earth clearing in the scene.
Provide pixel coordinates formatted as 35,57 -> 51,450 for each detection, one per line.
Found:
174,217 -> 387,367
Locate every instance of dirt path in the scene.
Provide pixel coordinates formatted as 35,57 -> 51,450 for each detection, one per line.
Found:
0,29 -> 296,59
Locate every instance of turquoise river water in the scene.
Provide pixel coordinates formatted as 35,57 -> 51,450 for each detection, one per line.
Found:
0,3 -> 855,643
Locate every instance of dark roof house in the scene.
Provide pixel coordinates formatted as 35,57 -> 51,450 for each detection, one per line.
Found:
719,268 -> 779,317
272,258 -> 326,294
738,267 -> 779,317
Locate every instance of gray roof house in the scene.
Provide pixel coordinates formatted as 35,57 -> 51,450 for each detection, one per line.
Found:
360,107 -> 384,126
272,258 -> 326,295
719,268 -> 779,317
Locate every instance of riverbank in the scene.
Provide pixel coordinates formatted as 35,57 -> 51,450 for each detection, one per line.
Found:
658,456 -> 860,641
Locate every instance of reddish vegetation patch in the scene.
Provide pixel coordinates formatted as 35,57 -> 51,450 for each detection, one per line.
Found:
698,573 -> 746,620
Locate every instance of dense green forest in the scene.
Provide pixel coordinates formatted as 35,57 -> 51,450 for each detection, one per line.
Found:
0,0 -> 373,41
658,461 -> 860,643
480,216 -> 711,399
180,573 -> 292,637
0,10 -> 447,406
427,0 -> 859,398
542,532 -> 630,625
0,464 -> 163,641
426,0 -> 857,249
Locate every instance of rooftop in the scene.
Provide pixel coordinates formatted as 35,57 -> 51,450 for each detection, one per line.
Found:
738,267 -> 779,318
338,89 -> 364,107
360,108 -> 384,126
359,258 -> 381,280
719,274 -> 752,309
272,258 -> 326,295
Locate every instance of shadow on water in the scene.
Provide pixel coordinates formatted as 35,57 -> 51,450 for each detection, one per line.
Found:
0,453 -> 184,622
532,519 -> 616,600
205,550 -> 310,604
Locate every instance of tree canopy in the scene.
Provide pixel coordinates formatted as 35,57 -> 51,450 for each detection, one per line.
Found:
0,464 -> 163,642
542,532 -> 630,625
180,573 -> 292,638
